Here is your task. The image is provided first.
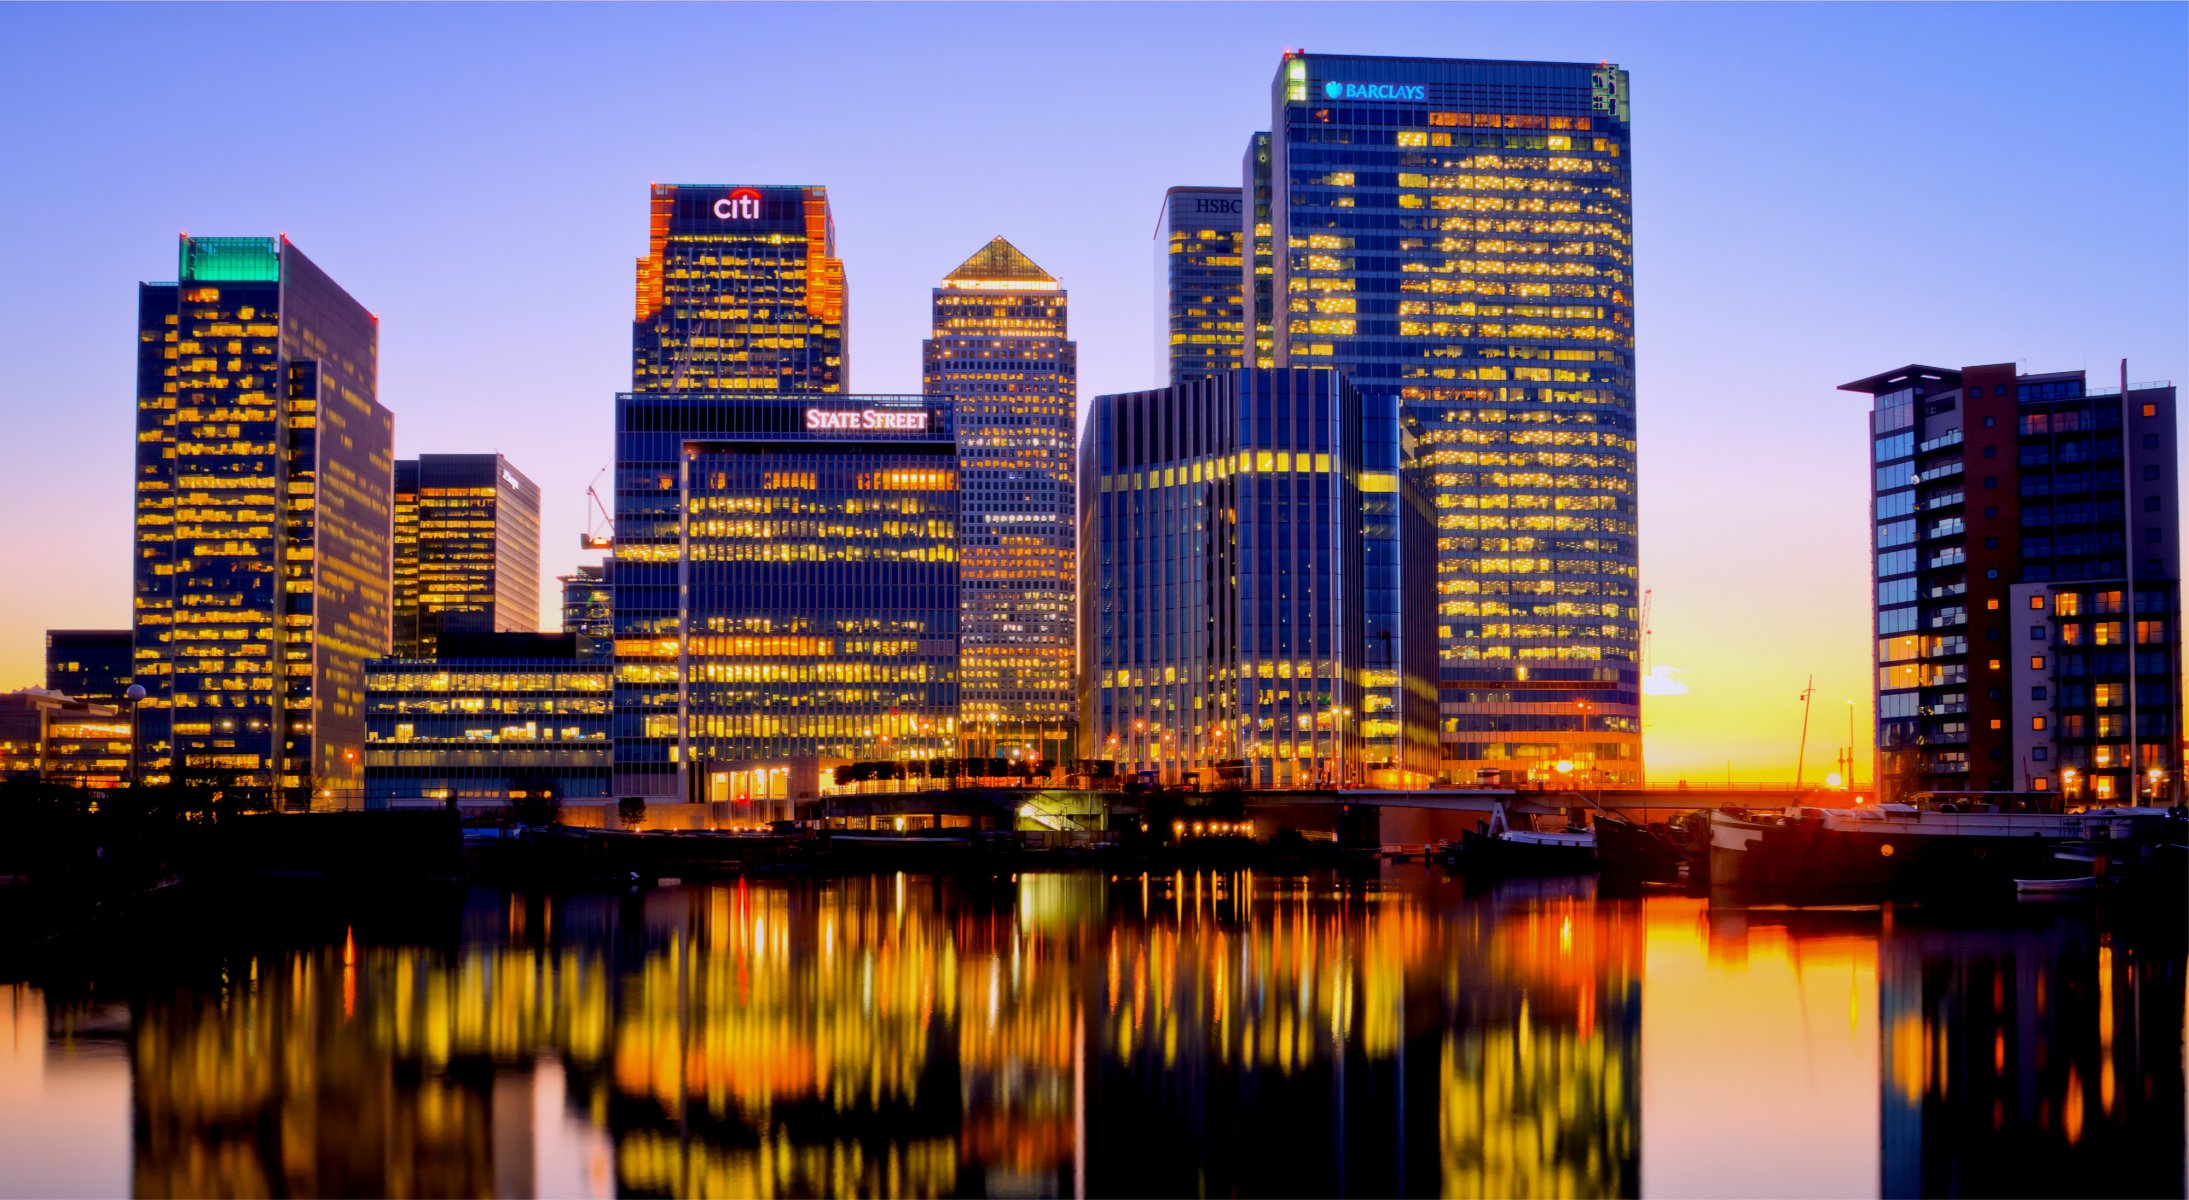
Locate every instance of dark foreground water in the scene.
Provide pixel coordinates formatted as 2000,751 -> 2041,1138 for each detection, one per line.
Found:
0,869 -> 2181,1198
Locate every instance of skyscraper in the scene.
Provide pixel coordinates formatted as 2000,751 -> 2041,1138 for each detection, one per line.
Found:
390,454 -> 543,657
1264,52 -> 1640,784
131,235 -> 393,799
1154,189 -> 1245,386
1840,363 -> 2180,804
631,184 -> 847,394
922,238 -> 1077,765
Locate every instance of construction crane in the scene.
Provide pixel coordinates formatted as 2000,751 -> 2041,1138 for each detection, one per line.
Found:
1639,587 -> 1653,680
580,466 -> 614,550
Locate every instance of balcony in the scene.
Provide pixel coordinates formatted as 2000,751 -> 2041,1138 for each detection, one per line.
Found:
1921,491 -> 1964,511
1917,460 -> 1964,484
1917,429 -> 1964,454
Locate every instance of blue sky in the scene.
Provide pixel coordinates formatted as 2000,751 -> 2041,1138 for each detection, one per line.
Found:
1,2 -> 2181,777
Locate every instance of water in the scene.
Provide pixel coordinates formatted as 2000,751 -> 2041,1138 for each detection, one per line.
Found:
0,868 -> 2180,1198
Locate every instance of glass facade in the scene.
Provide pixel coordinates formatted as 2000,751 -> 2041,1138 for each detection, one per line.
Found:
1082,368 -> 1435,789
391,454 -> 543,656
0,691 -> 130,789
922,238 -> 1076,766
1243,132 -> 1275,370
1154,187 -> 1246,387
612,394 -> 959,811
44,629 -> 133,705
632,184 -> 847,395
1361,393 -> 1443,783
559,562 -> 613,658
131,235 -> 393,801
1845,364 -> 2181,803
1266,53 -> 1641,784
364,633 -> 610,810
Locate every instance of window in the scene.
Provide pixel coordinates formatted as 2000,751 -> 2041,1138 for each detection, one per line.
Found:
2143,403 -> 2157,418
1983,446 -> 1997,458
2055,593 -> 2080,616
2029,656 -> 2044,670
1982,416 -> 1996,427
2148,527 -> 2163,543
1997,385 -> 2010,396
1983,475 -> 1998,489
1989,719 -> 2002,730
2146,496 -> 2162,511
1986,599 -> 1999,610
2144,434 -> 2161,449
2031,626 -> 2047,641
1984,506 -> 1998,518
1990,658 -> 2004,670
2030,595 -> 2046,610
2033,748 -> 2048,762
2146,466 -> 2161,480
2031,716 -> 2047,731
2032,686 -> 2047,700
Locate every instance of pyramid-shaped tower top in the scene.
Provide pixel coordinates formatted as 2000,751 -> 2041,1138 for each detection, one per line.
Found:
940,236 -> 1059,290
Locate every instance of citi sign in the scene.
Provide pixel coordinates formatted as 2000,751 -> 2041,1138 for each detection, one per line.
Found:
713,188 -> 764,220
1323,81 -> 1427,102
805,408 -> 930,433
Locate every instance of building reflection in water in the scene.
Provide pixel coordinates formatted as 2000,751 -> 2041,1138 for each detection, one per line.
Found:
4,870 -> 2181,1198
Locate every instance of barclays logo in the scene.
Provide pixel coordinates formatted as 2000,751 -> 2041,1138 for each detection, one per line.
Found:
1323,80 -> 1426,102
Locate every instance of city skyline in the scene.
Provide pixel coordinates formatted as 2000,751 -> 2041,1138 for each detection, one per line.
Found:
0,4 -> 2182,782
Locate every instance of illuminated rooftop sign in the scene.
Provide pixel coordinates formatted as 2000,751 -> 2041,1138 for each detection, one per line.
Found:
805,408 -> 930,433
1323,81 -> 1426,102
713,187 -> 763,220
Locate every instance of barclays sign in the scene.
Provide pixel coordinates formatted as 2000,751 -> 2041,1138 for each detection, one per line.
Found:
1323,80 -> 1426,102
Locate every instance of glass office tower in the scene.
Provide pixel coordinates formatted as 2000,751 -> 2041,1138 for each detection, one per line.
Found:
922,238 -> 1076,766
391,454 -> 543,657
612,393 -> 958,814
1082,368 -> 1432,789
631,184 -> 847,395
1154,188 -> 1246,386
131,235 -> 393,800
1265,52 -> 1640,784
45,630 -> 133,705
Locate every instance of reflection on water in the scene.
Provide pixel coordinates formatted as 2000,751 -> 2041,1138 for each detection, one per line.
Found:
0,869 -> 2179,1198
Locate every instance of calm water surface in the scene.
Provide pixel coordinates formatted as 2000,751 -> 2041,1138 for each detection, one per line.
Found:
0,868 -> 2180,1198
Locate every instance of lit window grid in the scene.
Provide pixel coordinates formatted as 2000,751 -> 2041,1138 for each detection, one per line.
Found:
1269,56 -> 1640,783
364,656 -> 611,805
129,237 -> 391,799
924,266 -> 1079,754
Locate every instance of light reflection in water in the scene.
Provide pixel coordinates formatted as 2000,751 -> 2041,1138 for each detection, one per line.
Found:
0,869 -> 2180,1198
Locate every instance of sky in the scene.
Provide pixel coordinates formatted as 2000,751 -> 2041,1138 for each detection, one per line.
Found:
0,2 -> 2181,782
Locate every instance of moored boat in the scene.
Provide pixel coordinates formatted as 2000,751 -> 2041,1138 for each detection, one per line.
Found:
1445,804 -> 1597,876
1709,803 -> 2176,903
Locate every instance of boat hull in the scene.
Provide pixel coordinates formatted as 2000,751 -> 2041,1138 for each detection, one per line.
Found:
1593,813 -> 1686,890
1452,827 -> 1597,877
1709,812 -> 2065,902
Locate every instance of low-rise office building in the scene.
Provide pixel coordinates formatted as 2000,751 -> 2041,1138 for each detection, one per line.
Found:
45,630 -> 133,706
364,632 -> 611,817
0,690 -> 132,789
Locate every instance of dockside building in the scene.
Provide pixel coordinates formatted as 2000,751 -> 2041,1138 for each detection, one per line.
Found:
1841,363 -> 2180,804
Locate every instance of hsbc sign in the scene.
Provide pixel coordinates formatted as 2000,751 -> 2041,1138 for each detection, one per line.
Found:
713,188 -> 764,220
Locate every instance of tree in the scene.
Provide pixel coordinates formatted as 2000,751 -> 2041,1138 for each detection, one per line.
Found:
617,795 -> 648,830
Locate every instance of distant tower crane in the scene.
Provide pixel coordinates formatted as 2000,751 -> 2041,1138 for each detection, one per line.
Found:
580,466 -> 614,550
1639,587 -> 1653,679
